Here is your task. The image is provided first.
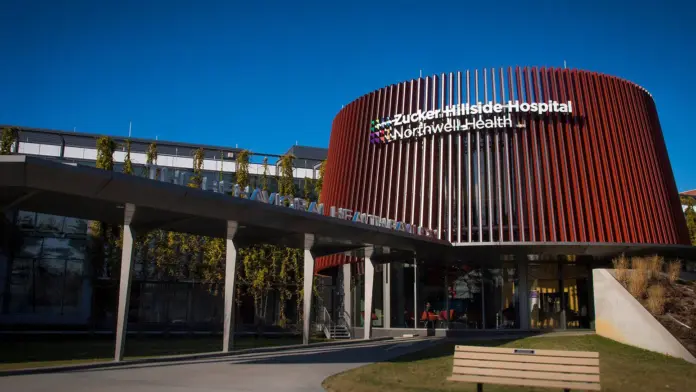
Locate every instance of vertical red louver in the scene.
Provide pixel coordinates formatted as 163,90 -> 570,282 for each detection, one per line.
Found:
315,68 -> 688,273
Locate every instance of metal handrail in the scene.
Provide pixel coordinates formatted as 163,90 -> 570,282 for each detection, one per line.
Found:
321,307 -> 333,339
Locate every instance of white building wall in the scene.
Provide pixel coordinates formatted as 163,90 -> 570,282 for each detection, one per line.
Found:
17,143 -> 318,180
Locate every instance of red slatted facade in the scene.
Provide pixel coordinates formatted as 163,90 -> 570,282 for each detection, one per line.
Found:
315,68 -> 689,272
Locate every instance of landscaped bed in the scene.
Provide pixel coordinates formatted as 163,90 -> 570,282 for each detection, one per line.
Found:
323,335 -> 696,392
613,255 -> 696,356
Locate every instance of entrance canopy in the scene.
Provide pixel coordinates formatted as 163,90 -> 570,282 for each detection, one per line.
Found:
0,156 -> 451,258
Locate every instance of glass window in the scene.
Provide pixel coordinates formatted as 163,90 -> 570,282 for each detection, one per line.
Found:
41,238 -> 72,260
63,217 -> 88,236
372,266 -> 383,327
528,263 -> 561,329
483,264 -> 519,329
419,264 -> 447,329
389,262 -> 413,328
562,263 -> 591,329
16,211 -> 36,231
18,238 -> 43,258
167,284 -> 189,323
62,260 -> 84,314
34,259 -> 65,314
9,259 -> 34,313
447,265 -> 483,329
36,213 -> 65,233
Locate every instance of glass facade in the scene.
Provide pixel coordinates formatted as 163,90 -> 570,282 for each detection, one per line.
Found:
355,257 -> 596,332
6,211 -> 89,317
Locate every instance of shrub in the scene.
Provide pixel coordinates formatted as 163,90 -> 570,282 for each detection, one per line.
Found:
628,257 -> 649,298
612,254 -> 630,284
667,260 -> 682,283
647,255 -> 664,280
647,284 -> 666,315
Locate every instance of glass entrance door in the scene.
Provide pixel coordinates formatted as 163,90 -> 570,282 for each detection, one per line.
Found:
528,263 -> 561,329
562,264 -> 591,329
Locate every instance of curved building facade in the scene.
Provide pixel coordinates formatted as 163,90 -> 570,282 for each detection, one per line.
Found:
318,67 -> 688,272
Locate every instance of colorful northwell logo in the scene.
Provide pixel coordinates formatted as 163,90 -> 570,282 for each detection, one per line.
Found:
369,100 -> 573,145
369,117 -> 394,144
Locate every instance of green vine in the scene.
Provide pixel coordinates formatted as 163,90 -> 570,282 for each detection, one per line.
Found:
303,177 -> 314,203
0,127 -> 18,154
236,150 -> 251,193
95,136 -> 116,170
123,139 -> 133,174
188,148 -> 204,188
315,159 -> 326,203
261,157 -> 269,191
278,154 -> 295,199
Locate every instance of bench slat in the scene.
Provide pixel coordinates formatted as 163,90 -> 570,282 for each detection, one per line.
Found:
454,359 -> 600,374
455,345 -> 599,358
454,352 -> 600,366
447,375 -> 601,391
452,366 -> 601,383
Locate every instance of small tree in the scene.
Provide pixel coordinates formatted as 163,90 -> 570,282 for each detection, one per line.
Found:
278,154 -> 295,198
144,141 -> 159,178
261,157 -> 270,191
188,148 -> 205,188
96,136 -> 117,170
236,150 -> 251,193
303,177 -> 314,203
123,139 -> 133,175
315,159 -> 326,203
684,202 -> 696,246
0,127 -> 19,154
201,237 -> 226,295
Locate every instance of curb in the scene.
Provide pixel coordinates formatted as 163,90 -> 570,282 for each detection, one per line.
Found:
0,337 -> 394,377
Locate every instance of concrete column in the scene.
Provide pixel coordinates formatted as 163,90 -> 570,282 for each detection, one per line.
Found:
222,221 -> 238,352
363,246 -> 375,340
114,203 -> 136,362
382,263 -> 391,329
342,263 -> 352,327
518,259 -> 529,330
303,233 -> 315,345
394,263 -> 405,327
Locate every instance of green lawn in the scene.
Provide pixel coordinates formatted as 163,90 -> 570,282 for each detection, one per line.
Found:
323,335 -> 696,392
0,335 -> 321,371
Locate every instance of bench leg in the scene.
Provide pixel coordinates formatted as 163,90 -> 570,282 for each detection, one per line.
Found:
477,383 -> 483,392
563,389 -> 570,392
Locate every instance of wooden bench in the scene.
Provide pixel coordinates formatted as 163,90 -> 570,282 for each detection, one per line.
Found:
448,345 -> 601,391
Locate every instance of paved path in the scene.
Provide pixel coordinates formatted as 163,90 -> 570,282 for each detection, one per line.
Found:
0,337 -> 441,392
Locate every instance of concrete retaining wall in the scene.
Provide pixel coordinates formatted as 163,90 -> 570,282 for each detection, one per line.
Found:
593,268 -> 696,363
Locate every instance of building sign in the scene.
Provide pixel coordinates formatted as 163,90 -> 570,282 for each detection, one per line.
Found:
369,100 -> 573,144
207,181 -> 435,238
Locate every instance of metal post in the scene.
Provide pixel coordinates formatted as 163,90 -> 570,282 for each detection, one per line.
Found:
114,203 -> 136,362
303,233 -> 315,345
364,246 -> 375,340
413,255 -> 419,329
395,263 -> 405,327
342,263 -> 352,329
222,221 -> 238,352
383,262 -> 391,329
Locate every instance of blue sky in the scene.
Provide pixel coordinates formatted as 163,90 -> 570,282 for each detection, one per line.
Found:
1,0 -> 695,188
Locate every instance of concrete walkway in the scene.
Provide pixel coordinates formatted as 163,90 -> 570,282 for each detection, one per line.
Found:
0,337 -> 441,392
